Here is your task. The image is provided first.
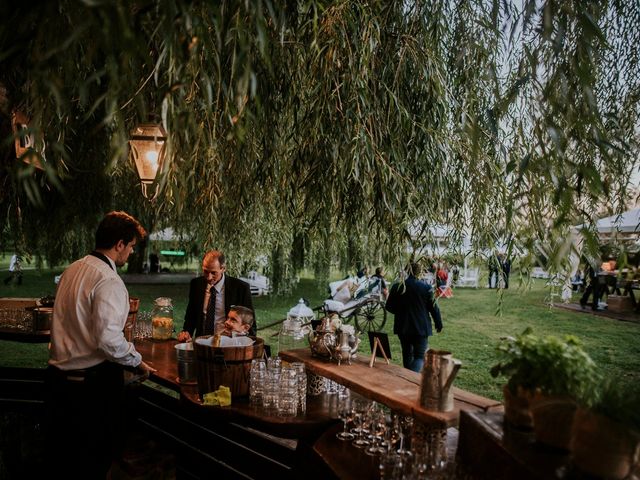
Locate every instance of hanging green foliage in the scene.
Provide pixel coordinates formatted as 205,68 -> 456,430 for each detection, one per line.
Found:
0,1 -> 638,285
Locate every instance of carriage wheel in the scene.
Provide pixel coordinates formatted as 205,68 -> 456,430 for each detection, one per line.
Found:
354,299 -> 387,333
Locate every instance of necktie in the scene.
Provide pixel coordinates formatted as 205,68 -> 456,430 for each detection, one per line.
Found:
205,286 -> 217,335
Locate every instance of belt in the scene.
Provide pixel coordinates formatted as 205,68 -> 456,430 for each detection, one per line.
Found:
50,362 -> 111,382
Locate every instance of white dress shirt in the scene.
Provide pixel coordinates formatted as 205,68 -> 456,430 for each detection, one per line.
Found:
49,254 -> 142,370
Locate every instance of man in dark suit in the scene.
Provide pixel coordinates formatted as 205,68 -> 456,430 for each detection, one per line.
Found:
177,250 -> 255,340
385,262 -> 443,372
580,260 -> 602,311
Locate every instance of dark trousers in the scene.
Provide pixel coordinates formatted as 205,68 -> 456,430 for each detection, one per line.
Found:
4,271 -> 22,285
580,282 -> 600,310
45,362 -> 125,479
398,334 -> 428,373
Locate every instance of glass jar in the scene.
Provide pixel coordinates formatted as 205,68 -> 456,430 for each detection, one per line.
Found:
151,297 -> 174,340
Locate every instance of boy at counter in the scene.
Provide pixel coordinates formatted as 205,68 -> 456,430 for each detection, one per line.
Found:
220,305 -> 255,336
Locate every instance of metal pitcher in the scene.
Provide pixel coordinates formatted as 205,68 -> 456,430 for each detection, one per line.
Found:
419,349 -> 462,412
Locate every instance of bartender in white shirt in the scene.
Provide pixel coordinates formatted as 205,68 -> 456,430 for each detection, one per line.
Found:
46,211 -> 156,479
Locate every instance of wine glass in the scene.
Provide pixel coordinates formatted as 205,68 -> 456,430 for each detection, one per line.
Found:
336,396 -> 354,440
352,400 -> 372,448
365,409 -> 387,456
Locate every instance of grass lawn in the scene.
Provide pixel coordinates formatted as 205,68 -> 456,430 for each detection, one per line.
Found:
1,269 -> 638,401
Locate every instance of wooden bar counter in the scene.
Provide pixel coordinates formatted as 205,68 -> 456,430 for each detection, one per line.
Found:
131,339 -> 504,479
279,348 -> 503,428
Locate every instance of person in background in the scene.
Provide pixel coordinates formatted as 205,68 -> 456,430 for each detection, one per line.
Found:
571,268 -> 584,292
4,253 -> 23,285
46,211 -> 156,479
436,262 -> 453,298
356,265 -> 369,283
580,259 -> 602,310
501,254 -> 512,289
178,250 -> 255,341
488,252 -> 500,288
385,262 -> 443,373
149,251 -> 160,273
372,266 -> 389,299
221,305 -> 255,336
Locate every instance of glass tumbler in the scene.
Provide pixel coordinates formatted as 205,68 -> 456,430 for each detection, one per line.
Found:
278,366 -> 298,417
262,370 -> 281,412
291,362 -> 307,414
249,359 -> 266,406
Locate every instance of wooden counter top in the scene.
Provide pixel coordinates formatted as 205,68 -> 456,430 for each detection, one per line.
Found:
134,338 -> 339,440
279,348 -> 503,428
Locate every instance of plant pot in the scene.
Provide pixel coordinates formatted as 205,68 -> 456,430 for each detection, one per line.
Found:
502,385 -> 534,429
570,407 -> 640,480
530,393 -> 576,450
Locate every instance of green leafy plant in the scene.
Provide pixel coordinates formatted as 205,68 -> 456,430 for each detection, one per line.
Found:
584,380 -> 640,432
490,327 -> 599,398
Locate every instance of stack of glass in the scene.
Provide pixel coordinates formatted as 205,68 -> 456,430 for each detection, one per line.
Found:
278,365 -> 298,416
291,362 -> 307,414
249,359 -> 266,405
262,357 -> 282,412
133,311 -> 153,339
248,357 -> 310,417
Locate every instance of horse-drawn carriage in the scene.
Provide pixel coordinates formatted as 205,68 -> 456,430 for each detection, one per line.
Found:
315,277 -> 387,332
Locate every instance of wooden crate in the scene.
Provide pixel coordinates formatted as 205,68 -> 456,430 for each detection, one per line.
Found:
606,295 -> 633,313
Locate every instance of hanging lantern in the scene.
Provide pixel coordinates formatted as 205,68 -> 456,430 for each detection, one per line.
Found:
128,123 -> 167,199
11,110 -> 44,170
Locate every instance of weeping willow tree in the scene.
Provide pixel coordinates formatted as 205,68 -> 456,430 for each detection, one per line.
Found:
0,1 -> 638,287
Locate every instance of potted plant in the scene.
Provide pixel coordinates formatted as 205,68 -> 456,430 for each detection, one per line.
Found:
571,381 -> 640,479
490,328 -> 599,449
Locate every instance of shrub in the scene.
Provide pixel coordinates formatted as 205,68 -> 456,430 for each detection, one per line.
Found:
490,327 -> 599,399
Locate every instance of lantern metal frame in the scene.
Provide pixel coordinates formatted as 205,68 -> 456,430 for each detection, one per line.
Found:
128,123 -> 167,199
11,110 -> 44,170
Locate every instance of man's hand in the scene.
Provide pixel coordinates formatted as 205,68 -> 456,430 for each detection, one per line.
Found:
436,326 -> 443,333
177,331 -> 192,342
137,360 -> 157,378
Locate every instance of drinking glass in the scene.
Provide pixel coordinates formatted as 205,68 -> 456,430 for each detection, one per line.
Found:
397,415 -> 414,454
267,356 -> 282,372
336,395 -> 354,441
291,362 -> 307,414
278,366 -> 298,416
426,428 -> 448,470
352,399 -> 372,448
325,378 -> 339,394
365,409 -> 388,456
379,451 -> 409,480
262,369 -> 280,412
136,311 -> 152,339
249,359 -> 266,406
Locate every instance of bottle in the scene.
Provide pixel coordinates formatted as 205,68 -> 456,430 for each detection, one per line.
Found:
151,297 -> 174,340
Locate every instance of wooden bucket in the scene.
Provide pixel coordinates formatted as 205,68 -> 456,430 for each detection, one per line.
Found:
124,297 -> 140,342
194,336 -> 264,398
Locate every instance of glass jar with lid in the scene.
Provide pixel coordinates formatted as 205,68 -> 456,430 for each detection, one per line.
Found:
279,299 -> 314,352
151,297 -> 174,340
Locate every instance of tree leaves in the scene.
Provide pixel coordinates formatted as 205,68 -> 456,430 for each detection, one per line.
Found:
0,0 -> 638,282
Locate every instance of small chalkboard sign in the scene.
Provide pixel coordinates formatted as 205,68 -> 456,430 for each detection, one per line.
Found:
368,331 -> 391,367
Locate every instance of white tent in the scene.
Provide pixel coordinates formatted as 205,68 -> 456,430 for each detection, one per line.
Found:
149,228 -> 177,241
592,208 -> 640,235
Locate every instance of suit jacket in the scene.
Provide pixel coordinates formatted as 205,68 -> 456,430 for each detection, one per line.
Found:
385,275 -> 442,337
182,275 -> 255,337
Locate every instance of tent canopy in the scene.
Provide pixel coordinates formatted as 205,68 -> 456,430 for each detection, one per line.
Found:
591,208 -> 640,234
